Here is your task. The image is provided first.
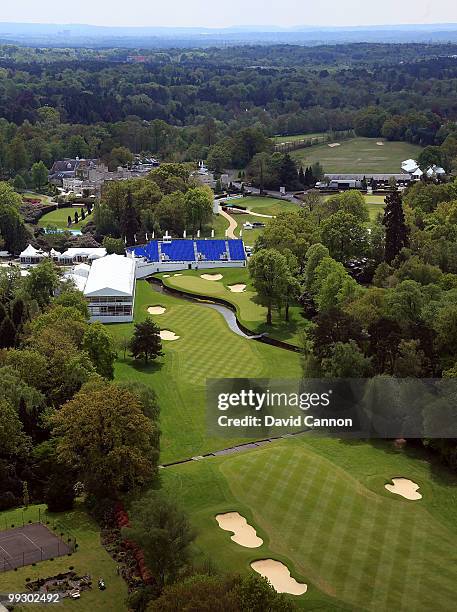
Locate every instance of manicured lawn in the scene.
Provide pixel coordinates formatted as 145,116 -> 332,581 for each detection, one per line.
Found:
210,212 -> 229,238
291,138 -> 422,174
38,206 -> 93,231
22,192 -> 53,203
161,436 -> 457,611
111,281 -> 302,463
159,268 -> 305,346
229,196 -> 297,216
0,503 -> 127,611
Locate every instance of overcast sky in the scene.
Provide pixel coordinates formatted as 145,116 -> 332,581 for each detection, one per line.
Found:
0,0 -> 453,28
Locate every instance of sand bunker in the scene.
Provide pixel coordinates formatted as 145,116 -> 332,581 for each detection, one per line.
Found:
174,273 -> 182,276
376,141 -> 384,146
160,330 -> 180,341
251,560 -> 307,595
163,274 -> 170,278
228,284 -> 246,293
328,143 -> 341,148
201,273 -> 223,281
147,306 -> 166,315
385,478 -> 422,500
215,512 -> 263,548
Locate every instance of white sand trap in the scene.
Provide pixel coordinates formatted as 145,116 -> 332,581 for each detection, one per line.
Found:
163,274 -> 170,278
328,143 -> 341,148
385,478 -> 422,500
160,330 -> 180,341
201,273 -> 223,281
376,141 -> 384,146
147,306 -> 166,315
228,284 -> 246,293
174,273 -> 182,276
251,560 -> 307,595
215,512 -> 263,548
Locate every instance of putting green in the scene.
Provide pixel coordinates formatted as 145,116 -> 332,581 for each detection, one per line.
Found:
162,436 -> 457,611
159,268 -> 305,347
111,281 -> 302,463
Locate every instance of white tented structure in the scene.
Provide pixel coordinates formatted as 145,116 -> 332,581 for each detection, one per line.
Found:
83,254 -> 136,322
19,245 -> 49,265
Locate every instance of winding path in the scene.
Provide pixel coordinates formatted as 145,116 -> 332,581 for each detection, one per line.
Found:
219,207 -> 238,238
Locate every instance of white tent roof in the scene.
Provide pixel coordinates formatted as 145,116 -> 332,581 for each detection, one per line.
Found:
401,159 -> 419,173
63,272 -> 87,292
412,168 -> 424,177
73,263 -> 91,277
83,254 -> 135,297
20,244 -> 47,258
59,248 -> 106,259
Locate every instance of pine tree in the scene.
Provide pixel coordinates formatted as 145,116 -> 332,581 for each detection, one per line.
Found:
298,166 -> 305,186
11,298 -> 25,327
121,189 -> 140,246
0,302 -> 6,327
382,190 -> 408,264
74,211 -> 79,224
67,215 -> 72,226
279,153 -> 299,190
308,166 -> 315,187
0,316 -> 16,348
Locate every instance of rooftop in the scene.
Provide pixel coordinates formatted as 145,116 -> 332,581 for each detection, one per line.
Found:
83,254 -> 135,297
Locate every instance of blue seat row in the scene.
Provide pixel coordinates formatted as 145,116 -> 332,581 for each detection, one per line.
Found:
196,239 -> 228,261
228,240 -> 246,261
160,240 -> 195,262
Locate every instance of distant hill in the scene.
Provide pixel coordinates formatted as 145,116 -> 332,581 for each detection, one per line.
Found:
3,22 -> 457,48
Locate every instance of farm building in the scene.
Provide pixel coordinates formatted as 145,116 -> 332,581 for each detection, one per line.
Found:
128,238 -> 247,278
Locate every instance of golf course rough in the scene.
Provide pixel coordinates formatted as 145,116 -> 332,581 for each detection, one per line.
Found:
215,512 -> 263,548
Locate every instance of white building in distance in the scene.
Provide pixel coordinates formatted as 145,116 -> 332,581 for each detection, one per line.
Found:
83,254 -> 136,323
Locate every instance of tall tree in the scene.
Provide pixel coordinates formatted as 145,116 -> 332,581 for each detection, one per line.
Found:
121,188 -> 140,246
249,249 -> 289,324
31,161 -> 48,189
129,318 -> 164,364
383,190 -> 408,264
82,322 -> 117,379
51,382 -> 158,499
0,316 -> 16,348
278,153 -> 299,190
124,490 -> 195,591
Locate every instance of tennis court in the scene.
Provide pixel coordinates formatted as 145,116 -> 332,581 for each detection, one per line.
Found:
0,523 -> 72,572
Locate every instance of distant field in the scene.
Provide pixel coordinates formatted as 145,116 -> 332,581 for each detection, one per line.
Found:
272,132 -> 326,144
291,137 -> 423,174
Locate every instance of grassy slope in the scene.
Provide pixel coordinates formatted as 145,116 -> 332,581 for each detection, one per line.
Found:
159,268 -> 305,346
111,281 -> 302,463
38,207 -> 92,230
162,436 -> 457,612
291,138 -> 422,174
0,503 -> 127,611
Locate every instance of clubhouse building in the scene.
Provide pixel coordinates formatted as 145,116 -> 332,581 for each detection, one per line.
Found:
128,238 -> 247,278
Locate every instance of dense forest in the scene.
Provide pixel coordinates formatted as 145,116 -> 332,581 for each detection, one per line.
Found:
2,42 -> 457,183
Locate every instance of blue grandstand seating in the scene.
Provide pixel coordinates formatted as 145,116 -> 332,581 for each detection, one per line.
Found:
144,241 -> 159,261
131,239 -> 245,264
160,240 -> 195,262
228,240 -> 246,261
196,239 -> 228,261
